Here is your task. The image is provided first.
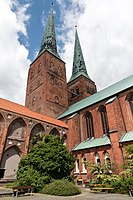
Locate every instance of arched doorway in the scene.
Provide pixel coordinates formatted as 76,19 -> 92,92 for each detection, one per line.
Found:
1,146 -> 20,179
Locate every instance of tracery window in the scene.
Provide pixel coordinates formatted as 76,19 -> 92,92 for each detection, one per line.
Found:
129,95 -> 133,114
99,106 -> 109,135
85,112 -> 94,139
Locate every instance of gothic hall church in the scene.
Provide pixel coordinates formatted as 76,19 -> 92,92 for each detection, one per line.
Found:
0,6 -> 133,180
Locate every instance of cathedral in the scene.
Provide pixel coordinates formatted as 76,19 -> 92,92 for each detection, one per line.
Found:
0,5 -> 133,180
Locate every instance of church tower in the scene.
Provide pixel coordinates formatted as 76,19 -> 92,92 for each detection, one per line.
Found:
25,5 -> 68,118
68,28 -> 97,106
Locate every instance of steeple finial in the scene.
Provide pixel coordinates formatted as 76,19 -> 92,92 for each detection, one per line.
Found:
38,3 -> 59,57
68,28 -> 90,82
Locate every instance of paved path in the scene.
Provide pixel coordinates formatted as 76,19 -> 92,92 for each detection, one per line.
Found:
0,188 -> 131,200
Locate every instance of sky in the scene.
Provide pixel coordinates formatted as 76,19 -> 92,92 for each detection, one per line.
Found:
1,0 -> 133,105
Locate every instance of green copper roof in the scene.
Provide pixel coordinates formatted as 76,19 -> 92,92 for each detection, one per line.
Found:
120,130 -> 133,143
68,29 -> 90,83
58,74 -> 133,119
38,6 -> 59,58
73,136 -> 111,151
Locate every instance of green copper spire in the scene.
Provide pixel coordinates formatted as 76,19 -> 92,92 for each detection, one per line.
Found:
69,28 -> 90,82
38,4 -> 59,57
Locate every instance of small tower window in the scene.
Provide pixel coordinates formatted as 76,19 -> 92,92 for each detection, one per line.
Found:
38,63 -> 42,73
30,70 -> 35,79
32,97 -> 36,105
55,96 -> 59,104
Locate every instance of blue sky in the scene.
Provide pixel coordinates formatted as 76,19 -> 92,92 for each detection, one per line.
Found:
1,0 -> 133,105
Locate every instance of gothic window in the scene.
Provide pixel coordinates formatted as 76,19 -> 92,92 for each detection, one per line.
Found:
0,114 -> 4,138
104,152 -> 111,168
30,124 -> 44,139
76,87 -> 79,95
30,70 -> 35,79
82,155 -> 87,173
58,67 -> 62,77
50,128 -> 60,137
7,118 -> 26,140
59,82 -> 63,89
49,62 -> 54,70
85,112 -> 94,139
32,97 -> 36,105
128,94 -> 133,114
55,96 -> 59,104
99,106 -> 109,135
38,63 -> 42,73
75,157 -> 79,173
95,153 -> 101,164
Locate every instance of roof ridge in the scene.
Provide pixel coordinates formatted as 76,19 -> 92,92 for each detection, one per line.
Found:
0,98 -> 68,128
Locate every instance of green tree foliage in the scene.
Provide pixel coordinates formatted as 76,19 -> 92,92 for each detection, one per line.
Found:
122,144 -> 133,177
17,135 -> 75,192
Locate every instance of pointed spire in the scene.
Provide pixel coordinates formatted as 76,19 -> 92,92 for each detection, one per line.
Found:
69,28 -> 90,82
38,3 -> 59,57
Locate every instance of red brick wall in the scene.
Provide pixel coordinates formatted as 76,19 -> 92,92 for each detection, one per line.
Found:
25,51 -> 68,118
67,76 -> 97,106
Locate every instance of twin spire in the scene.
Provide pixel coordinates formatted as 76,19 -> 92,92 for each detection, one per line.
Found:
69,28 -> 90,82
38,3 -> 59,57
38,4 -> 90,82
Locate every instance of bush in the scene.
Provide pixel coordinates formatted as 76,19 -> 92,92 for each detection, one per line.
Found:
42,179 -> 81,196
109,176 -> 133,194
17,135 -> 75,192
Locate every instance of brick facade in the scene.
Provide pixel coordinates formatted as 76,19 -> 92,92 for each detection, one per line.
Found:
25,51 -> 68,118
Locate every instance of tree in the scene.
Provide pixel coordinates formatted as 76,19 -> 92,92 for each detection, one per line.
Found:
122,144 -> 133,177
17,135 -> 75,192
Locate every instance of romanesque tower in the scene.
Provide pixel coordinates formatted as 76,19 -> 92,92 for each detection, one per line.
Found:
67,28 -> 97,106
25,5 -> 68,118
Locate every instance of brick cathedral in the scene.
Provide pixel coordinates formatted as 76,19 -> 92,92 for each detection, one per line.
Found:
0,6 -> 133,180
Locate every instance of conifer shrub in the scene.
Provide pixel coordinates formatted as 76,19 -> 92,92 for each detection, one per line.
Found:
41,179 -> 81,196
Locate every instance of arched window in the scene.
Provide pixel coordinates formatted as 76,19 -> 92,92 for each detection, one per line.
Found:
50,128 -> 60,137
99,106 -> 109,135
85,112 -> 94,139
30,124 -> 44,139
7,118 -> 26,140
82,155 -> 87,173
76,87 -> 79,95
75,157 -> 79,173
95,153 -> 101,164
129,94 -> 133,114
0,113 -> 4,138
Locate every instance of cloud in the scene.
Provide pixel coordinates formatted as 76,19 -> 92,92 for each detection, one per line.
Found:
57,0 -> 133,91
0,0 -> 31,105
